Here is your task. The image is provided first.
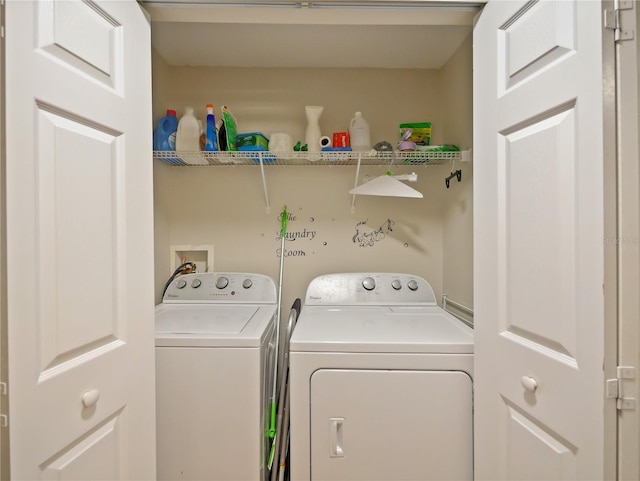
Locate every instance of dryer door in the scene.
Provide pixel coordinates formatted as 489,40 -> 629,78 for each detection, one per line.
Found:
310,369 -> 472,481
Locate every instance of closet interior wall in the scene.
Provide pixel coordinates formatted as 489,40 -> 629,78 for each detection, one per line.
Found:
151,34 -> 474,316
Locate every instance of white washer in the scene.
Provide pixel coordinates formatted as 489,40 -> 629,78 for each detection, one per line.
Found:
290,273 -> 474,481
155,272 -> 277,481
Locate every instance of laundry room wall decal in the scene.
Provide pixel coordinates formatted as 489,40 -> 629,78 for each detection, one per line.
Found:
352,218 -> 395,247
275,207 -> 320,258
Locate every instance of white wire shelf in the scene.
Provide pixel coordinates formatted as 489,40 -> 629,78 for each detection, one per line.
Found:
154,148 -> 470,214
153,149 -> 461,166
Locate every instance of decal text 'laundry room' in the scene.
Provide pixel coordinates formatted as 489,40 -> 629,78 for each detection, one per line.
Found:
275,209 -> 318,258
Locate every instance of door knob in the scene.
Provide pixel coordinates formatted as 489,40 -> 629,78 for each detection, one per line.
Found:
81,389 -> 100,407
520,376 -> 538,393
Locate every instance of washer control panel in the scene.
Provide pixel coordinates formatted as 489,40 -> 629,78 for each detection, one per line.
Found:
162,272 -> 277,303
305,273 -> 437,306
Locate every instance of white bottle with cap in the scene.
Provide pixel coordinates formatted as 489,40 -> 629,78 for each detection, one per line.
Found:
175,106 -> 201,152
349,111 -> 371,152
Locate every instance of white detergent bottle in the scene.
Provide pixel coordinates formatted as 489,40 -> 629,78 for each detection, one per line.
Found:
349,111 -> 371,152
175,107 -> 200,152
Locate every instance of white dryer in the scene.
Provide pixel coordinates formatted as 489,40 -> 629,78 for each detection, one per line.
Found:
155,272 -> 277,481
289,273 -> 474,481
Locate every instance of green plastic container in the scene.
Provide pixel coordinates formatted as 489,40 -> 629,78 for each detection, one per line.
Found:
399,122 -> 431,146
236,132 -> 269,150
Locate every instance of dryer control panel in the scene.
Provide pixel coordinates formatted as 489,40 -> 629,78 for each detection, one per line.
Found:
162,272 -> 277,303
305,273 -> 437,306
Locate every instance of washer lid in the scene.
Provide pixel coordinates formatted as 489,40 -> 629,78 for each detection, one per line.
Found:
290,306 -> 473,354
155,304 -> 276,347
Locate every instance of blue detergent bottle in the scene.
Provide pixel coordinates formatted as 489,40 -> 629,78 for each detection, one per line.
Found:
153,109 -> 178,151
204,104 -> 219,151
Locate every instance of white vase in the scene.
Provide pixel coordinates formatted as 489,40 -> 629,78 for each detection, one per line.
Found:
304,105 -> 324,153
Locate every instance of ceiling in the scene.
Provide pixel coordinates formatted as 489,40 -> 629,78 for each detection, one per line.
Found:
141,1 -> 482,69
150,22 -> 472,69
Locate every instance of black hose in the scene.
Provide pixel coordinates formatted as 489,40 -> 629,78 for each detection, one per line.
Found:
161,262 -> 196,298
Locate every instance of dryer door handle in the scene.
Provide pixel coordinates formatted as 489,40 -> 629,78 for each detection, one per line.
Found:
329,417 -> 345,457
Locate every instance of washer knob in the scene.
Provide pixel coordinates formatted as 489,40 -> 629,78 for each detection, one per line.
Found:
407,280 -> 419,291
391,279 -> 402,290
362,277 -> 376,291
216,276 -> 229,289
242,279 -> 253,289
176,279 -> 187,289
191,279 -> 202,288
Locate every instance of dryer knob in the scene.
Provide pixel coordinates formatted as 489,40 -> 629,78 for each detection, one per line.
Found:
407,280 -> 419,291
362,277 -> 376,291
176,279 -> 187,289
191,279 -> 202,288
391,279 -> 402,290
242,279 -> 253,289
216,277 -> 229,289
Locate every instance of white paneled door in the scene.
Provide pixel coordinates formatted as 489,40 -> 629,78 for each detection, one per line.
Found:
5,1 -> 156,479
473,1 -> 616,480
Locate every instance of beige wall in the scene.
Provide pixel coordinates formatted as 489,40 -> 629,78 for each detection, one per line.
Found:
152,38 -> 474,315
440,34 -> 474,315
154,162 -> 451,315
155,66 -> 446,147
